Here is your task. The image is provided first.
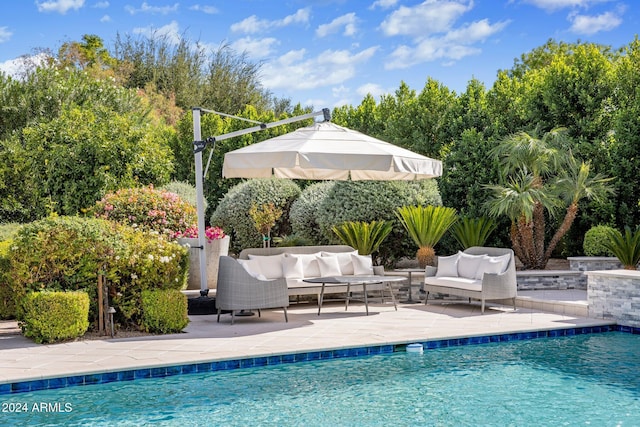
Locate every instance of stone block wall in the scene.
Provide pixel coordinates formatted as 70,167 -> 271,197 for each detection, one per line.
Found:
516,271 -> 586,290
568,257 -> 622,272
587,270 -> 640,327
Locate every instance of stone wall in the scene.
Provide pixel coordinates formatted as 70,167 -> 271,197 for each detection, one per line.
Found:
568,257 -> 622,272
586,270 -> 640,327
516,271 -> 586,290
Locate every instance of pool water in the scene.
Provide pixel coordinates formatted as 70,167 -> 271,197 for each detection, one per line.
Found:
3,332 -> 639,426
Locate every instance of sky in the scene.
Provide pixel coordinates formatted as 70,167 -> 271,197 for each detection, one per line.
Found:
1,0 -> 639,110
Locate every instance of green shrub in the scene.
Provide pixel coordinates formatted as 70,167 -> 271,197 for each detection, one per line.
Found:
141,289 -> 188,334
0,222 -> 22,241
91,185 -> 197,238
9,216 -> 120,322
210,178 -> 301,252
21,291 -> 90,344
0,239 -> 15,319
332,221 -> 393,256
290,181 -> 336,245
8,216 -> 188,330
604,226 -> 640,269
583,225 -> 616,256
451,217 -> 497,250
272,234 -> 314,247
314,180 -> 442,266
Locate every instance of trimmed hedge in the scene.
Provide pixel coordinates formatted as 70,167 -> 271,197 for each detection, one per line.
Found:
583,225 -> 617,256
210,178 -> 301,252
21,291 -> 90,344
0,240 -> 13,319
289,181 -> 336,245
141,289 -> 189,334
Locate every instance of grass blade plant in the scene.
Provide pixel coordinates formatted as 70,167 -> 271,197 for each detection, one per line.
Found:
332,220 -> 393,256
604,226 -> 640,270
396,205 -> 458,267
451,216 -> 497,249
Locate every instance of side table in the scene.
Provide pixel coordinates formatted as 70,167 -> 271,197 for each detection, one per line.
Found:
393,268 -> 424,304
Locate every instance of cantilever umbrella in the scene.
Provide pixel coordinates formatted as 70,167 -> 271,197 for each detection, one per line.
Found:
222,121 -> 442,181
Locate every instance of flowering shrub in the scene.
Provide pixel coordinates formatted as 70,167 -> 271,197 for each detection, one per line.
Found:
91,185 -> 197,238
173,226 -> 226,241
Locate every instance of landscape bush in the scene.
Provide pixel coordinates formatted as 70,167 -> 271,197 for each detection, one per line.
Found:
21,291 -> 90,344
7,215 -> 188,330
0,239 -> 14,319
91,185 -> 197,238
289,181 -> 336,245
314,180 -> 443,265
210,178 -> 301,252
583,225 -> 617,256
141,289 -> 189,334
160,180 -> 205,210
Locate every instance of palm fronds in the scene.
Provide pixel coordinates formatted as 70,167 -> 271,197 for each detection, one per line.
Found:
331,220 -> 393,256
395,205 -> 457,248
451,216 -> 496,249
604,226 -> 640,270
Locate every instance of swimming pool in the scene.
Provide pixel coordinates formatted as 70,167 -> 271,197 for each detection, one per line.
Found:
2,331 -> 639,426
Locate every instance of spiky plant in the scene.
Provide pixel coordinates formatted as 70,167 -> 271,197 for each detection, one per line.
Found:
331,220 -> 393,256
395,205 -> 458,267
604,226 -> 640,270
451,216 -> 496,250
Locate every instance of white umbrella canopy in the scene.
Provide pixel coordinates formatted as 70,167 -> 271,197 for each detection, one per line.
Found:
222,121 -> 442,180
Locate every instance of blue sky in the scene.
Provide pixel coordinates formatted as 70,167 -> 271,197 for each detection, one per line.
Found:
1,0 -> 638,109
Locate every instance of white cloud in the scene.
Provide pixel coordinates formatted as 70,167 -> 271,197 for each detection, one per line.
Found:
261,46 -> 378,91
100,14 -> 111,22
316,13 -> 358,37
521,0 -> 614,12
36,0 -> 85,14
133,21 -> 181,45
125,2 -> 178,15
0,26 -> 13,43
369,0 -> 399,10
380,0 -> 473,38
0,53 -> 50,78
230,37 -> 279,59
93,1 -> 109,8
443,18 -> 510,43
189,4 -> 219,14
231,8 -> 310,34
569,10 -> 622,34
356,83 -> 389,98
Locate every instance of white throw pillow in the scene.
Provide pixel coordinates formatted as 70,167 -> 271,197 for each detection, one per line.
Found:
317,255 -> 342,277
246,254 -> 285,279
457,252 -> 486,279
321,251 -> 358,275
282,255 -> 304,279
436,253 -> 459,277
287,253 -> 322,277
351,254 -> 374,275
475,254 -> 511,280
237,258 -> 266,279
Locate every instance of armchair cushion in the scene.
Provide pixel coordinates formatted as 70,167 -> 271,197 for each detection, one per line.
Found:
474,254 -> 510,280
247,253 -> 285,279
351,254 -> 374,275
436,253 -> 459,277
457,252 -> 485,279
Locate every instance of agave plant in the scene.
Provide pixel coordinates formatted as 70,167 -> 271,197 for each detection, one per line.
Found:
331,220 -> 393,256
604,226 -> 640,270
451,216 -> 497,250
395,205 -> 458,268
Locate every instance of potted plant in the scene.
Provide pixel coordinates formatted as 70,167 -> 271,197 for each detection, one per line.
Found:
175,226 -> 230,290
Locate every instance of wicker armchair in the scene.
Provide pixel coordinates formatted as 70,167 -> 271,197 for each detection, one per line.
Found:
216,256 -> 289,324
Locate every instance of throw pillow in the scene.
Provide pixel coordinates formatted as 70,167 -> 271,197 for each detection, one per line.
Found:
282,255 -> 304,279
320,251 -> 358,275
457,252 -> 486,279
351,254 -> 374,275
286,253 -> 322,277
237,258 -> 265,279
435,253 -> 459,277
246,253 -> 285,279
474,254 -> 511,280
317,255 -> 342,277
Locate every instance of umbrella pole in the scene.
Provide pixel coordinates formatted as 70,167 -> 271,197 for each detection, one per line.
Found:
193,108 -> 209,296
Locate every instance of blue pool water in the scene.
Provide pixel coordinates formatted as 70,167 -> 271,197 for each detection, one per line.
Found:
3,332 -> 639,426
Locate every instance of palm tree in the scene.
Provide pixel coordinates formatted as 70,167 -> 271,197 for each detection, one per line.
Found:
332,220 -> 393,257
395,205 -> 457,268
485,128 -> 614,269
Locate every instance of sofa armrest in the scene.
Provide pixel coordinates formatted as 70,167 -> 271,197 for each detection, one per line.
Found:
425,266 -> 437,278
480,271 -> 517,299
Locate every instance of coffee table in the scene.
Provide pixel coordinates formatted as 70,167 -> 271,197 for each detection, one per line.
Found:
303,275 -> 405,315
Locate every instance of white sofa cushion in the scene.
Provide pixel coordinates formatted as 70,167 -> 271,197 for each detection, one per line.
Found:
424,276 -> 482,292
475,254 -> 511,280
237,259 -> 269,280
282,255 -> 304,279
286,253 -> 322,277
436,253 -> 459,277
246,253 -> 285,279
317,255 -> 342,277
320,251 -> 358,275
457,252 -> 486,279
351,254 -> 374,275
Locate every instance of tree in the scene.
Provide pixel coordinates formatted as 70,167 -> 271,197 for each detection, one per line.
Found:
485,129 -> 613,269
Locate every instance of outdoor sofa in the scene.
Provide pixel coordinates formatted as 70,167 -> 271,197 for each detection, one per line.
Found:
423,246 -> 517,313
236,245 -> 386,299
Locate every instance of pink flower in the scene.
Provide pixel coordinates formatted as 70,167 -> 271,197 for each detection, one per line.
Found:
174,226 -> 226,241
